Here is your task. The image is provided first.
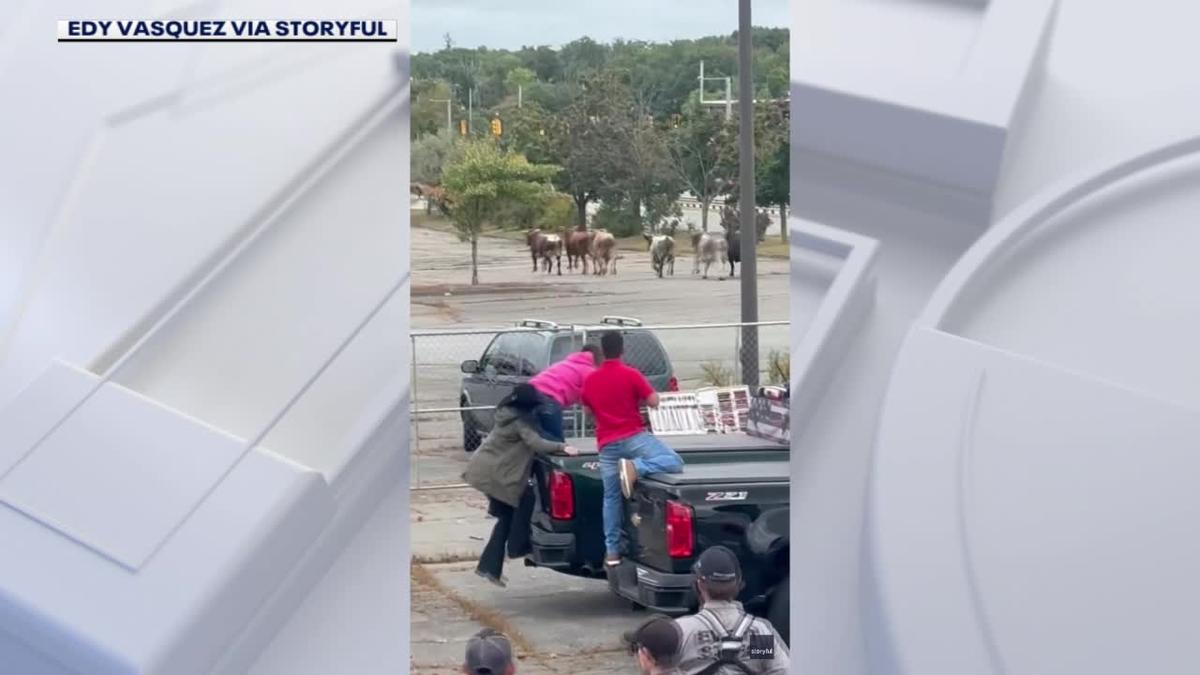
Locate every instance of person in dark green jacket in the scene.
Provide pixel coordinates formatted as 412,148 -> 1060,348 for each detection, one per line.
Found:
464,383 -> 578,586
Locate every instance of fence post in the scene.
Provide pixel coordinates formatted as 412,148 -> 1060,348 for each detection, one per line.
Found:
733,326 -> 742,384
410,333 -> 420,489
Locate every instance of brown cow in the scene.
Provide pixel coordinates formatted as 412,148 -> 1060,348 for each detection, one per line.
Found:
564,229 -> 595,273
526,228 -> 562,275
590,230 -> 617,276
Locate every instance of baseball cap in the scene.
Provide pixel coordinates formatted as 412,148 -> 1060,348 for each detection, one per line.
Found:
693,545 -> 741,583
464,629 -> 513,674
623,615 -> 682,665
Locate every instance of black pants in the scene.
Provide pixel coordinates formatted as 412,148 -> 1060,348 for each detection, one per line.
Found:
477,489 -> 535,578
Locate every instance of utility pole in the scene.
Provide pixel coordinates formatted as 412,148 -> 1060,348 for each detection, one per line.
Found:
518,84 -> 523,108
468,87 -> 474,135
738,0 -> 759,390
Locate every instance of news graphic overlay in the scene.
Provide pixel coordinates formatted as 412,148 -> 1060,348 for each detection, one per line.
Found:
58,19 -> 398,42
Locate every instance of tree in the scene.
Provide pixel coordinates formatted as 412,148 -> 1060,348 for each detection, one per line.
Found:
411,130 -> 460,214
545,72 -> 636,227
757,139 -> 789,243
411,79 -> 454,139
536,192 -> 576,231
499,103 -> 555,164
603,111 -> 681,233
504,66 -> 536,95
560,37 -> 609,80
442,141 -> 559,285
669,101 -> 738,231
753,102 -> 790,243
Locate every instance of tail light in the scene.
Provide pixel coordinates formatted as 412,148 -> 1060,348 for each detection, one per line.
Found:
667,376 -> 679,392
665,500 -> 694,558
549,470 -> 574,520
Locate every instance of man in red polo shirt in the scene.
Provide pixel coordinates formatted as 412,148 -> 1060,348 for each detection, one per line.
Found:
582,331 -> 684,567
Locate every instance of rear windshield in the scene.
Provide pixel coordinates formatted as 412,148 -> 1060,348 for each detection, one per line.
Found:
549,331 -> 669,376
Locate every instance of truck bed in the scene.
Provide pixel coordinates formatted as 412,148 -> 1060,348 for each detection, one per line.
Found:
645,460 -> 789,486
563,432 -> 787,455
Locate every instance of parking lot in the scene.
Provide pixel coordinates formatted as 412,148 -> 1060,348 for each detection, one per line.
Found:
409,223 -> 796,673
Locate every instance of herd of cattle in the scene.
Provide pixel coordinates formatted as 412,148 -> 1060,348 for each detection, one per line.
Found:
525,228 -> 743,280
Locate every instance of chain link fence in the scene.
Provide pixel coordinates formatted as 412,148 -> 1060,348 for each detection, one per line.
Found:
409,319 -> 789,490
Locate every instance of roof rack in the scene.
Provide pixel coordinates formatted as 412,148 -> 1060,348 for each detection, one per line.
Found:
600,315 -> 643,327
517,319 -> 560,330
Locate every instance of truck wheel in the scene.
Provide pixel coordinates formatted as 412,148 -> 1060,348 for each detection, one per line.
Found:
462,412 -> 482,453
767,576 -> 789,648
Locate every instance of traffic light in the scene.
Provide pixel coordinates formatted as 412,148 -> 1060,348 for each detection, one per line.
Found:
459,119 -> 467,136
490,117 -> 502,137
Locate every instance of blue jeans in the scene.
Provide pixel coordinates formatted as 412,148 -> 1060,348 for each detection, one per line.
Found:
535,395 -> 565,443
598,432 -> 684,555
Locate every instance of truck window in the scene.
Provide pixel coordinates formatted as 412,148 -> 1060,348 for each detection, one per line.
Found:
549,334 -> 585,366
622,332 -> 668,375
578,331 -> 668,376
485,333 -> 531,376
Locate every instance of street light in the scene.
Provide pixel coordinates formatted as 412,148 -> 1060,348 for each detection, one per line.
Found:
737,0 -> 759,391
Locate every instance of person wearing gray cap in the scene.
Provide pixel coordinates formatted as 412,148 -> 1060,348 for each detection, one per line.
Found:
463,629 -> 516,675
675,546 -> 790,674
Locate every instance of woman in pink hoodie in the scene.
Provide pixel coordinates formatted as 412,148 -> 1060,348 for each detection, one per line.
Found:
528,344 -> 601,442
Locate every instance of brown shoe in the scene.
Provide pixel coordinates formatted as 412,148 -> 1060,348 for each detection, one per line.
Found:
618,458 -> 637,499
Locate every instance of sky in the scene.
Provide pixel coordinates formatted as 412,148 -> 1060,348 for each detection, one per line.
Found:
411,0 -> 790,53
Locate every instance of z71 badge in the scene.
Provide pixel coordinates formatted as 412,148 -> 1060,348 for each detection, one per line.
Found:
705,491 -> 749,502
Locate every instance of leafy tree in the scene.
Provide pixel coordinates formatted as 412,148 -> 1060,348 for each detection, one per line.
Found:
411,129 -> 461,214
411,79 -> 455,139
498,103 -> 555,164
504,66 -> 537,95
442,141 -> 559,285
412,129 -> 459,185
412,29 -> 792,240
757,138 -> 789,243
603,111 -> 681,232
669,101 -> 738,231
518,45 -> 564,82
545,72 -> 636,227
560,37 -> 609,80
591,201 -> 641,237
536,192 -> 576,231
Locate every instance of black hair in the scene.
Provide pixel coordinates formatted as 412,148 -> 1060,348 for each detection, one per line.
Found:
600,331 -> 624,359
699,578 -> 741,601
625,615 -> 682,667
499,383 -> 540,413
580,344 -> 602,360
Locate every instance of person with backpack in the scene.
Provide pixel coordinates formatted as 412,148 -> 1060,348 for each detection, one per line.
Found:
624,615 -> 685,674
675,546 -> 790,675
528,344 -> 601,442
463,384 -> 578,587
463,629 -> 516,675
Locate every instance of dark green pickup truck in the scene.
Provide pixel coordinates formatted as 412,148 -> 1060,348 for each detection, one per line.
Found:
524,418 -> 791,645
